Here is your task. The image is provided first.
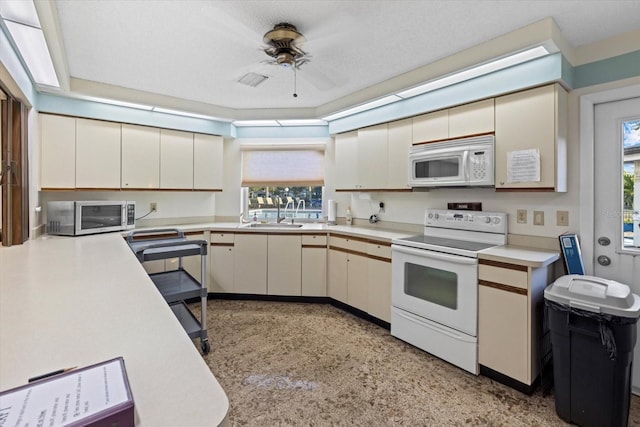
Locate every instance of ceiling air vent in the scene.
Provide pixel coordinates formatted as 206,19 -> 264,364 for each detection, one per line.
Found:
238,72 -> 268,87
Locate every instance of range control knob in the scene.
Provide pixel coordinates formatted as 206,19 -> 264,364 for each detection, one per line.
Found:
492,217 -> 501,224
428,213 -> 433,219
484,217 -> 491,224
434,213 -> 439,219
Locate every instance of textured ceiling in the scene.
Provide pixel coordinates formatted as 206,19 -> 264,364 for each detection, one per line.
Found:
53,0 -> 640,112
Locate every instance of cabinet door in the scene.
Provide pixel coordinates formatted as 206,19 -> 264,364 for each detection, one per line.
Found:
412,109 -> 448,144
194,134 -> 223,190
334,131 -> 359,190
357,124 -> 388,189
367,242 -> 392,322
328,248 -> 348,303
160,129 -> 194,189
347,253 -> 368,312
302,248 -> 327,296
495,84 -> 565,191
210,245 -> 234,293
387,118 -> 412,189
478,284 -> 528,383
40,114 -> 76,189
121,124 -> 160,189
267,234 -> 302,296
234,234 -> 267,294
75,118 -> 121,188
448,98 -> 495,138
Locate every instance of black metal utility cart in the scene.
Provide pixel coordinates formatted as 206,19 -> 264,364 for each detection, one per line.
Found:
127,228 -> 210,354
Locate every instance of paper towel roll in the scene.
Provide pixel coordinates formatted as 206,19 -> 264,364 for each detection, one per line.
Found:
327,200 -> 337,225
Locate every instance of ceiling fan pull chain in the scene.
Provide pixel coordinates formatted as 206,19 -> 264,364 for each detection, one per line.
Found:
293,68 -> 298,98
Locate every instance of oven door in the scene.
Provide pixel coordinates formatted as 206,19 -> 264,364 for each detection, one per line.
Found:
391,244 -> 478,336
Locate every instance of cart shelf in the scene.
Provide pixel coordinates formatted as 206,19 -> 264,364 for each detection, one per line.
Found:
127,229 -> 210,354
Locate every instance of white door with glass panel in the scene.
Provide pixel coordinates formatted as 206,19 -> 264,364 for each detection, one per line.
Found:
593,96 -> 640,390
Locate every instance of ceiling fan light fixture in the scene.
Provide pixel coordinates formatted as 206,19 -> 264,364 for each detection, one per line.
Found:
238,72 -> 269,87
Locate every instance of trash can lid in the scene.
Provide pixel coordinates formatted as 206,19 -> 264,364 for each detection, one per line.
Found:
544,275 -> 640,318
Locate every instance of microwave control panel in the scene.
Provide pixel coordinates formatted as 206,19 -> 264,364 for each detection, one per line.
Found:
469,149 -> 491,182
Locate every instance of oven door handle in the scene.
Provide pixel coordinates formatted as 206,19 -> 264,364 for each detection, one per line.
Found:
391,244 -> 477,265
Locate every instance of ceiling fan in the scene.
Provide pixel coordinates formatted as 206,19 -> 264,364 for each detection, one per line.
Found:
262,22 -> 309,69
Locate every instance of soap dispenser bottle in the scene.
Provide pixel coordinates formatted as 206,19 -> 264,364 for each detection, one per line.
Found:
346,206 -> 352,226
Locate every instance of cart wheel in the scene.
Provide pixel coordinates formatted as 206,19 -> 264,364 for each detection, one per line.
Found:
201,339 -> 210,354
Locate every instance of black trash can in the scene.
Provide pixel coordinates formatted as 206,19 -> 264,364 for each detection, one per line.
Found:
545,275 -> 640,427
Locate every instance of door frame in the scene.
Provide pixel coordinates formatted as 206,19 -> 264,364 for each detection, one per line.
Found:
579,82 -> 640,274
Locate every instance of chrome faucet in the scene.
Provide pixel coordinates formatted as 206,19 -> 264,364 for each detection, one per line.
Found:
275,197 -> 286,223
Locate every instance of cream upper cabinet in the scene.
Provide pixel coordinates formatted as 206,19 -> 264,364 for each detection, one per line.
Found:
494,84 -> 567,191
40,114 -> 76,189
334,131 -> 359,190
448,98 -> 495,138
75,118 -> 121,189
160,129 -> 194,189
357,123 -> 388,190
387,118 -> 412,189
121,124 -> 160,189
194,134 -> 223,190
412,109 -> 448,144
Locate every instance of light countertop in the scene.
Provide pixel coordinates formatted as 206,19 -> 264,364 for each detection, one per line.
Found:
479,245 -> 560,268
0,234 -> 229,426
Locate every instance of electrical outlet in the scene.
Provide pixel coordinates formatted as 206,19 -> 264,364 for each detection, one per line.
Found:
379,202 -> 385,212
533,210 -> 544,226
150,202 -> 157,212
557,210 -> 569,226
517,209 -> 527,224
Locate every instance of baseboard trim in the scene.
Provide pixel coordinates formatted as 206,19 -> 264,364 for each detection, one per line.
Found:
190,293 -> 390,330
479,364 -> 539,395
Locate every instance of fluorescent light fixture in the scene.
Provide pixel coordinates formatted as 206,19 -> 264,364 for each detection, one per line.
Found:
152,107 -> 232,122
277,119 -> 327,126
396,46 -> 549,99
233,120 -> 280,127
2,8 -> 59,87
77,95 -> 153,110
0,0 -> 40,28
321,95 -> 402,121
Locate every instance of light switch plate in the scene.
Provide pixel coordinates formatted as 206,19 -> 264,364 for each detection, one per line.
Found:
557,210 -> 569,226
517,209 -> 527,224
533,210 -> 544,226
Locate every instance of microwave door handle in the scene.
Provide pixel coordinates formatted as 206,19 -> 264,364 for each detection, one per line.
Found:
462,151 -> 469,182
122,204 -> 127,226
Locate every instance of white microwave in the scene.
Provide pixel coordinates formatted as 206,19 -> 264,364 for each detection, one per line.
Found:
47,201 -> 136,236
409,135 -> 495,188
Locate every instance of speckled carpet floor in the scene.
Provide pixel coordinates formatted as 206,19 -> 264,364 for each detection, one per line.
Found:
194,300 -> 640,426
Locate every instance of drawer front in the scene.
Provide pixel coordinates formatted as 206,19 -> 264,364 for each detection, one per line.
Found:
210,232 -> 234,244
479,264 -> 528,290
367,241 -> 391,260
329,236 -> 349,250
302,234 -> 327,246
347,238 -> 368,253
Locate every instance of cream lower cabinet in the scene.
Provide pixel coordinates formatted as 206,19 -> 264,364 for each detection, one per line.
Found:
210,232 -> 235,293
267,234 -> 302,296
301,234 -> 327,297
328,235 -> 391,321
366,242 -> 392,323
478,258 -> 555,390
234,233 -> 268,294
328,247 -> 348,303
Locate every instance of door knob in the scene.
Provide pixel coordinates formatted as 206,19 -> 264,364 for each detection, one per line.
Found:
597,236 -> 611,246
597,255 -> 611,266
